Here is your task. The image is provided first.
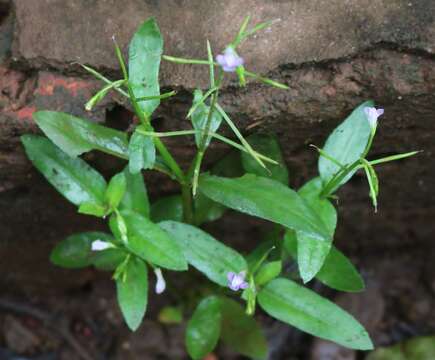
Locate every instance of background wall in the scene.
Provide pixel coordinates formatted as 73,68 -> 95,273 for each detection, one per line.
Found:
0,1 -> 434,359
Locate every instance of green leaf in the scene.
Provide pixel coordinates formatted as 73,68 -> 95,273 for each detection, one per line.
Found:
284,231 -> 365,292
258,278 -> 373,350
93,248 -> 126,271
120,168 -> 150,218
22,135 -> 107,206
122,210 -> 187,271
316,250 -> 365,293
298,178 -> 337,235
50,232 -> 114,268
190,89 -> 222,149
297,177 -> 337,282
220,297 -> 268,359
150,195 -> 183,223
109,212 -> 129,244
116,257 -> 148,331
241,134 -> 289,185
128,18 -> 163,117
254,261 -> 282,286
158,221 -> 247,287
296,232 -> 332,284
318,101 -> 373,189
33,111 -> 128,158
78,201 -> 107,217
105,172 -> 127,209
128,130 -> 156,174
186,296 -> 221,360
198,174 -> 331,243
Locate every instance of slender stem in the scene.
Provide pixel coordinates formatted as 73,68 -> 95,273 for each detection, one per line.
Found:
81,64 -> 130,98
191,89 -> 220,195
186,86 -> 218,119
136,90 -> 177,102
362,129 -> 376,158
310,144 -> 346,170
154,139 -> 185,183
361,159 -> 378,212
163,55 -> 216,65
113,39 -> 186,184
181,182 -> 194,223
133,88 -> 185,183
244,70 -> 289,90
137,129 -> 278,164
368,151 -> 420,166
320,160 -> 360,198
216,103 -> 266,168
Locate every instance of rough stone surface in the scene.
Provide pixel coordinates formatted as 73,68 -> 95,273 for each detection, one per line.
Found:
11,0 -> 435,87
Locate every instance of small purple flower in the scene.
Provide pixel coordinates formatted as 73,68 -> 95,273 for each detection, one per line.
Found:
216,47 -> 244,72
227,271 -> 249,291
364,107 -> 384,130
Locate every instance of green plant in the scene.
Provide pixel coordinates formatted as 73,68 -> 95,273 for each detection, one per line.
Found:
21,16 -> 418,359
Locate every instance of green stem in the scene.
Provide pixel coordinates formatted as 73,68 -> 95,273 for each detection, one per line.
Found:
367,151 -> 421,166
163,55 -> 216,65
113,39 -> 186,185
310,145 -> 346,170
191,89 -> 220,195
216,103 -> 266,169
81,64 -> 130,98
136,91 -> 176,102
320,160 -> 360,198
137,129 -> 278,164
154,138 -> 185,182
113,40 -> 189,225
181,182 -> 194,224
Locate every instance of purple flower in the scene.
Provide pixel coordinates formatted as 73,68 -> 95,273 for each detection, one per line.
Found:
364,107 -> 384,130
227,271 -> 249,291
216,47 -> 244,72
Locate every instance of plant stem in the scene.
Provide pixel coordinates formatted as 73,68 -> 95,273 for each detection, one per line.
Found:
154,138 -> 185,182
112,39 -> 190,222
138,129 -> 278,165
191,90 -> 219,195
320,160 -> 360,198
181,183 -> 194,224
215,103 -> 266,169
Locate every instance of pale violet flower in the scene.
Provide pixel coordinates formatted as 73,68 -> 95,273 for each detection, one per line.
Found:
91,239 -> 111,251
227,271 -> 249,291
364,107 -> 384,130
154,268 -> 166,294
216,47 -> 244,72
